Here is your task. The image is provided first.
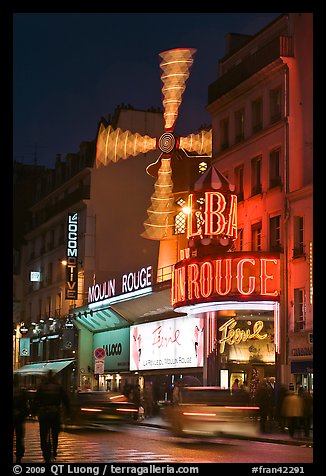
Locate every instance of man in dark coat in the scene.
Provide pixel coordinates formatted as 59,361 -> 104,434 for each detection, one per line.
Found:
34,370 -> 70,463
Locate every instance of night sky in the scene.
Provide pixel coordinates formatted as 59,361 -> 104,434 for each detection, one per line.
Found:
13,12 -> 281,169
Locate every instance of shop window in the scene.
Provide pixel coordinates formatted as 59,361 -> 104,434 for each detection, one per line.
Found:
252,97 -> 263,133
251,156 -> 262,196
294,288 -> 306,332
269,148 -> 282,188
293,216 -> 305,258
269,215 -> 282,251
251,221 -> 262,251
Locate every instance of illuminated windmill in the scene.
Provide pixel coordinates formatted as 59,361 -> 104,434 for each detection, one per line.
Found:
96,48 -> 212,241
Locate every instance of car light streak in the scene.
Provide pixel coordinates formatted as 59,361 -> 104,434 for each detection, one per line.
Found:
223,406 -> 260,410
80,408 -> 103,412
116,408 -> 138,412
183,411 -> 216,416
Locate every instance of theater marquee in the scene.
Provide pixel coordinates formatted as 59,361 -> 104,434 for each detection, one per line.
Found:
172,251 -> 280,311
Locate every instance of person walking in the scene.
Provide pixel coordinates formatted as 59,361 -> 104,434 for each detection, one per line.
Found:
281,389 -> 304,438
13,374 -> 29,464
34,370 -> 70,463
255,379 -> 274,433
298,386 -> 313,437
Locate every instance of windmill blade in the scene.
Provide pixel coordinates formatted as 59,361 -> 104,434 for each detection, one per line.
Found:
142,157 -> 176,241
179,129 -> 212,156
159,48 -> 197,131
96,123 -> 157,167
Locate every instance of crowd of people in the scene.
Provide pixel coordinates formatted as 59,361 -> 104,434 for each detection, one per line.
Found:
251,378 -> 313,438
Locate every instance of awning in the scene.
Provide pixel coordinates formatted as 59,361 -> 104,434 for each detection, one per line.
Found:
14,359 -> 75,375
291,361 -> 313,374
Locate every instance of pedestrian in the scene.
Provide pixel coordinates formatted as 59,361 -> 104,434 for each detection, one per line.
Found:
143,382 -> 154,418
255,379 -> 274,433
129,384 -> 141,421
298,386 -> 313,437
34,370 -> 70,463
231,378 -> 240,391
281,389 -> 304,438
13,374 -> 29,464
172,380 -> 182,405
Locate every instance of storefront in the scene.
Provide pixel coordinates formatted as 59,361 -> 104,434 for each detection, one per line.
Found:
288,331 -> 313,393
129,314 -> 204,401
172,249 -> 281,392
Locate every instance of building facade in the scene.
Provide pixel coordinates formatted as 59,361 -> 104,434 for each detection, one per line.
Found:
206,12 -> 313,391
14,13 -> 313,399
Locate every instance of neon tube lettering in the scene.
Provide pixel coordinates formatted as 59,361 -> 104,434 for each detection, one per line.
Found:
205,192 -> 226,235
188,263 -> 200,300
214,259 -> 232,295
237,258 -> 256,295
225,194 -> 238,239
260,259 -> 278,296
200,261 -> 213,297
218,318 -> 268,353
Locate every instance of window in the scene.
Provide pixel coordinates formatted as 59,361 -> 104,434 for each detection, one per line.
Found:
47,262 -> 53,286
234,109 -> 245,143
237,228 -> 244,251
294,288 -> 306,332
270,86 -> 282,123
252,97 -> 263,133
251,156 -> 262,195
269,148 -> 282,188
251,222 -> 262,251
235,165 -> 244,201
293,216 -> 304,257
220,117 -> 229,150
174,198 -> 187,234
270,215 -> 282,251
174,212 -> 186,234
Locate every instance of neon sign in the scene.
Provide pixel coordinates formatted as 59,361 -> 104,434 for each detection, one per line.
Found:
65,213 -> 78,300
172,252 -> 280,310
218,318 -> 268,353
88,266 -> 152,304
188,191 -> 237,240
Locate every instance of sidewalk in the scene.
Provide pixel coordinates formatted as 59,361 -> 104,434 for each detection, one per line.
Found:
138,414 -> 313,447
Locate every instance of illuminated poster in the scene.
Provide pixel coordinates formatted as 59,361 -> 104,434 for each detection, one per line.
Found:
218,318 -> 275,363
130,316 -> 204,371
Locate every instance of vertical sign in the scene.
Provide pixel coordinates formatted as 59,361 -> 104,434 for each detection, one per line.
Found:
20,337 -> 30,357
65,213 -> 78,300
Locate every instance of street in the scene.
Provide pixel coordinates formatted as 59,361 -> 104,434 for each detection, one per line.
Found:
16,420 -> 313,464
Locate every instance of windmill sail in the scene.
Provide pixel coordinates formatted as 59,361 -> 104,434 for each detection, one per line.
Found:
94,47 -> 212,241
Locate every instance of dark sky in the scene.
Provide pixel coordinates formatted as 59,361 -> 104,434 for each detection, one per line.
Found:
13,12 -> 281,168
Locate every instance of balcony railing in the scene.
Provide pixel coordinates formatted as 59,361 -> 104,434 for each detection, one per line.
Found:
208,36 -> 293,104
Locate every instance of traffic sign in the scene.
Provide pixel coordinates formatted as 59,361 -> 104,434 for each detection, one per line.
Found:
94,347 -> 106,360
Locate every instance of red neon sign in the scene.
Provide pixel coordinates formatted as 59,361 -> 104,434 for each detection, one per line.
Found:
187,191 -> 237,244
172,252 -> 280,310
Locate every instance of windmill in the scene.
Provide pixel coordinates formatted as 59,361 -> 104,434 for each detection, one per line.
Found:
96,48 -> 212,241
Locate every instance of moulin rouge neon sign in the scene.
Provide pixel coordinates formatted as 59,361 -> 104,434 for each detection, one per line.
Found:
172,252 -> 280,310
